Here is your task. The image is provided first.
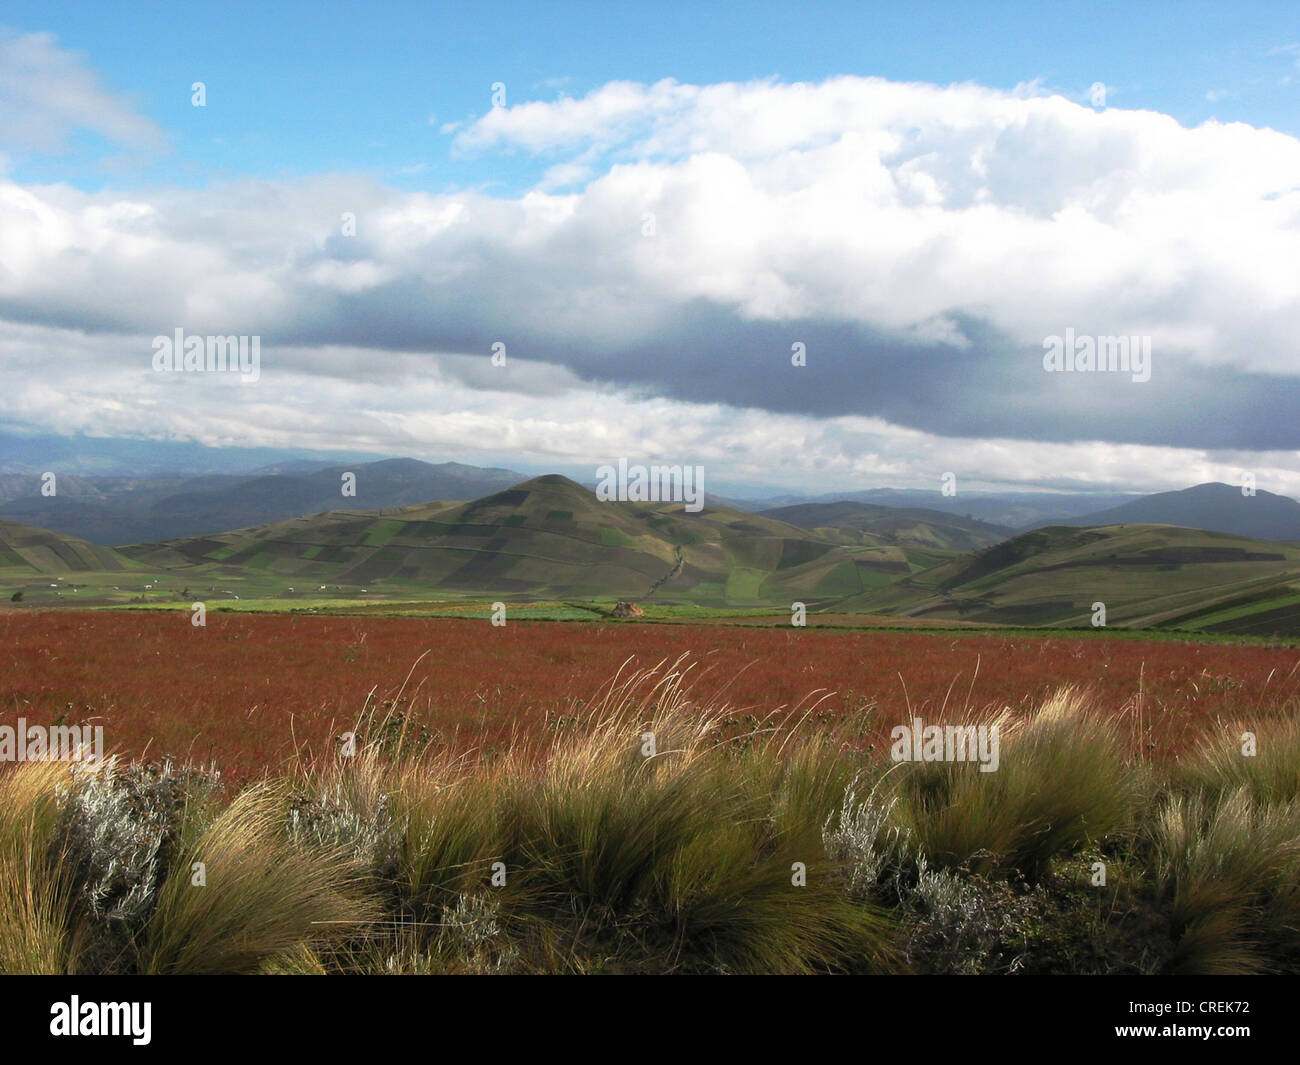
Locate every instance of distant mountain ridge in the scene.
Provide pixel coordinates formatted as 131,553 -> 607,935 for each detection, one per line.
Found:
755,487 -> 1142,529
0,458 -> 529,545
4,440 -> 1297,557
759,501 -> 1014,552
1027,483 -> 1300,542
0,430 -> 366,478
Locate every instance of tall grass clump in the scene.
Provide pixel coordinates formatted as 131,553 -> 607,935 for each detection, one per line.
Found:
138,781 -> 376,974
292,716 -> 516,971
302,655 -> 899,974
1179,708 -> 1300,806
0,760 -> 83,973
497,725 -> 890,973
890,687 -> 1146,881
1148,788 -> 1300,973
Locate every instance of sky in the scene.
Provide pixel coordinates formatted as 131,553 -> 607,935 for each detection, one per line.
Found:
1,1 -> 1299,497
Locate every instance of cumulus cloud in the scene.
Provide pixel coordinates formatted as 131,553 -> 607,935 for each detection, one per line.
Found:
0,29 -> 164,153
2,73 -> 1299,491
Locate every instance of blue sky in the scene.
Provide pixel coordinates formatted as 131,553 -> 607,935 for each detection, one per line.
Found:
6,1 -> 1298,193
1,2 -> 1299,497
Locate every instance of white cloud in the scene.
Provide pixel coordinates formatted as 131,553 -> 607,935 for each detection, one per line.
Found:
3,74 -> 1300,490
5,320 -> 1299,497
0,29 -> 165,153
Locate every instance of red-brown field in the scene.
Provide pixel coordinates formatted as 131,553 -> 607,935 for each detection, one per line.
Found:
3,609 -> 1298,782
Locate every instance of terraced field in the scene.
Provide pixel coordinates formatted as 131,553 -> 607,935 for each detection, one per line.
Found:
847,524 -> 1300,633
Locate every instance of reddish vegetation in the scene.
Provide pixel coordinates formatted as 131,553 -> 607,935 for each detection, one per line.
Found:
3,610 -> 1298,782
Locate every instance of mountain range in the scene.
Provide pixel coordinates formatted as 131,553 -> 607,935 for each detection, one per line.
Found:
3,472 -> 1300,635
115,474 -> 915,605
5,445 -> 1299,549
0,459 -> 529,545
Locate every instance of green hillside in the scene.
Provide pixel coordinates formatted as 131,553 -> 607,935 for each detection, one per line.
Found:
761,501 -> 1013,552
15,488 -> 1300,635
0,520 -> 141,573
0,520 -> 159,605
839,523 -> 1300,632
116,475 -> 904,607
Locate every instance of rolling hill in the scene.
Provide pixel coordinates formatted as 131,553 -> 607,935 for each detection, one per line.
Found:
760,501 -> 1013,553
839,523 -> 1300,633
0,520 -> 140,574
1027,482 -> 1300,541
0,520 -> 154,604
10,477 -> 1300,635
116,475 -> 919,606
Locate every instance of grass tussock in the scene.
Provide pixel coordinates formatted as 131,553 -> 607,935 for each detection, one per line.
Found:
316,659 -> 899,974
1149,789 -> 1300,973
139,781 -> 378,974
0,760 -> 82,973
1181,708 -> 1300,806
890,687 -> 1146,881
1,656 -> 1299,973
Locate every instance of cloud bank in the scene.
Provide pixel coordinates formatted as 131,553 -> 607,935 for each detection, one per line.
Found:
2,48 -> 1298,493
